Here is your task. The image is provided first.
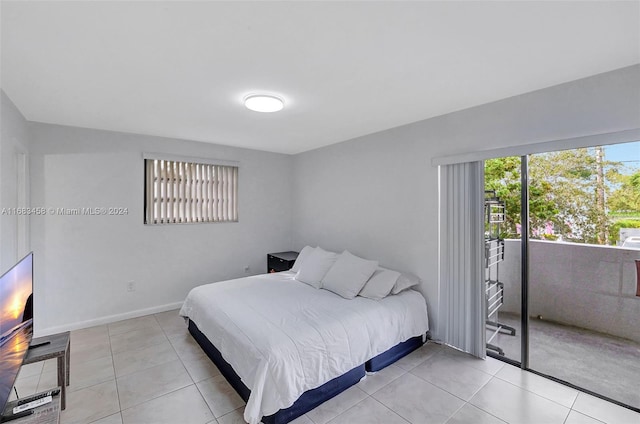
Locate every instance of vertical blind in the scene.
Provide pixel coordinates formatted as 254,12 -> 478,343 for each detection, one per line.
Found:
144,159 -> 238,224
439,161 -> 486,358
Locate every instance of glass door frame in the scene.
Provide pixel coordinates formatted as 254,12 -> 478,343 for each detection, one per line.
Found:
486,155 -> 640,414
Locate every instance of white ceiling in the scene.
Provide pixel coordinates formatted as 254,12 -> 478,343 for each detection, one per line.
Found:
1,1 -> 639,154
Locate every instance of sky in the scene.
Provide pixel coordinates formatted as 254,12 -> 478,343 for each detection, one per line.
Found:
603,140 -> 640,172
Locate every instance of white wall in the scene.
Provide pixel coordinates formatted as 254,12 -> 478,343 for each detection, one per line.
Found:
292,65 -> 640,339
29,123 -> 292,335
0,91 -> 30,272
6,65 -> 640,338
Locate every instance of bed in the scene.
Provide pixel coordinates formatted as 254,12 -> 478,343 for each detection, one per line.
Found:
180,270 -> 429,424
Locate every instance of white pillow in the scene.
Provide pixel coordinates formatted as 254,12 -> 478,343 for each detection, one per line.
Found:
391,272 -> 421,294
290,245 -> 315,273
321,251 -> 378,299
359,268 -> 401,300
295,247 -> 338,288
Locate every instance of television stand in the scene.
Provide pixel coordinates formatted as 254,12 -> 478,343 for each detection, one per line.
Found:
0,410 -> 33,423
1,388 -> 60,423
22,332 -> 70,410
27,341 -> 50,350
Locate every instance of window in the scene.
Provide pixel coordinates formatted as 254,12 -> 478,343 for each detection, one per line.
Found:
144,158 -> 238,224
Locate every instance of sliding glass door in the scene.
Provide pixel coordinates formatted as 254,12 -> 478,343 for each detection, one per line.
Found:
484,141 -> 640,411
483,156 -> 523,364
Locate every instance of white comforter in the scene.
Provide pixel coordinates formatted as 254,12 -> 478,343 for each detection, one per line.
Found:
179,271 -> 429,424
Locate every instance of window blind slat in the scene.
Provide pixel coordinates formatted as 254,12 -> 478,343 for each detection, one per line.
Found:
208,165 -> 215,221
168,161 -> 174,223
216,166 -> 222,221
221,166 -> 227,221
154,160 -> 161,223
228,166 -> 232,221
233,167 -> 238,221
145,158 -> 238,225
203,164 -> 209,221
199,163 -> 205,222
144,159 -> 154,224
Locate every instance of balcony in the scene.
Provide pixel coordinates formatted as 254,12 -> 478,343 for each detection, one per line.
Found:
492,239 -> 640,408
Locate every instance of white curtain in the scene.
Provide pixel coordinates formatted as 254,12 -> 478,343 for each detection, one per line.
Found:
439,161 -> 486,358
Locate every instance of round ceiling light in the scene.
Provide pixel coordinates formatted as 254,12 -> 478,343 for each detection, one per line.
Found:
243,94 -> 284,113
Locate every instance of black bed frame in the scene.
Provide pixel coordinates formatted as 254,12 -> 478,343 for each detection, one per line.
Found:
188,319 -> 423,424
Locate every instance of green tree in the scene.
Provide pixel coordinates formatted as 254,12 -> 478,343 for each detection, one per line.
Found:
484,156 -> 523,238
608,171 -> 640,214
484,156 -> 557,239
485,148 -> 626,244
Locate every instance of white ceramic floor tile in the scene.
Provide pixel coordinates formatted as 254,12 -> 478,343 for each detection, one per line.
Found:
154,309 -> 182,324
169,333 -> 207,362
443,349 -> 505,376
110,326 -> 167,354
39,312 -> 640,424
70,339 -> 113,365
72,327 -> 111,347
410,351 -> 492,401
305,385 -> 368,424
572,392 -> 640,424
216,409 -> 310,424
121,384 -> 214,424
71,325 -> 109,345
290,414 -> 314,424
469,378 -> 570,424
327,396 -> 409,424
108,315 -> 162,336
116,359 -> 193,410
71,333 -> 111,352
182,354 -> 222,382
60,380 -> 120,424
91,412 -> 123,424
393,342 -> 443,371
357,364 -> 406,395
444,404 -> 506,424
155,309 -> 189,338
40,354 -> 114,393
216,408 -> 246,424
112,339 -> 178,378
564,410 -> 606,424
17,361 -> 44,378
42,358 -> 58,374
372,373 -> 464,424
495,364 -> 579,408
196,374 -> 246,418
10,374 -> 39,400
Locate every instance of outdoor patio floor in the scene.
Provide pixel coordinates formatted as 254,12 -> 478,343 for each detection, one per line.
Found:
487,312 -> 640,410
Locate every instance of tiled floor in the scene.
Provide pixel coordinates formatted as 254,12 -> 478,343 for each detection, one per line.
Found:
11,310 -> 640,424
490,312 -> 640,408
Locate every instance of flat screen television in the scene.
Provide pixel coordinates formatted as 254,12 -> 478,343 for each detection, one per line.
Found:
0,252 -> 33,415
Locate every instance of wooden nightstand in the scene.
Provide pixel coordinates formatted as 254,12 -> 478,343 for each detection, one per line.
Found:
267,251 -> 299,273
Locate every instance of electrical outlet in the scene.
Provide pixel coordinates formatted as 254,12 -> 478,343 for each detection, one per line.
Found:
127,281 -> 136,292
244,265 -> 250,273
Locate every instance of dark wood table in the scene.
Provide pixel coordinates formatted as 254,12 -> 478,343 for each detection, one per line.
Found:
23,332 -> 70,410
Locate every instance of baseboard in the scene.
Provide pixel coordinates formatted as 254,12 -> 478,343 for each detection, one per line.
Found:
34,301 -> 184,337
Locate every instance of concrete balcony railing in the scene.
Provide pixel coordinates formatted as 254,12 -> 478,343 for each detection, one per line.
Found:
499,239 -> 640,343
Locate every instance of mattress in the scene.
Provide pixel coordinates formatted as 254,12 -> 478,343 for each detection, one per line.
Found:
179,271 -> 429,424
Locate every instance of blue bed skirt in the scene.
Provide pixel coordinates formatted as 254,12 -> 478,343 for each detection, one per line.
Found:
188,319 -> 423,424
365,335 -> 424,372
